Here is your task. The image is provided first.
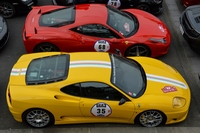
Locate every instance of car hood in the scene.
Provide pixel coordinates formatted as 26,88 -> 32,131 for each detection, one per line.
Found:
130,57 -> 189,96
185,5 -> 200,32
123,9 -> 169,38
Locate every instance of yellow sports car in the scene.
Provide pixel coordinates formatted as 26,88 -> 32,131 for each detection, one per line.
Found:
6,52 -> 191,128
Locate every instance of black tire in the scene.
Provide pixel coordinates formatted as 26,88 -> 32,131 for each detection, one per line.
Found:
125,45 -> 151,57
0,1 -> 16,18
137,110 -> 166,127
136,3 -> 151,13
34,43 -> 60,52
22,108 -> 55,128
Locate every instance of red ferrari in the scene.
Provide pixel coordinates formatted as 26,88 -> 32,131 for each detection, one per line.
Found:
23,4 -> 171,57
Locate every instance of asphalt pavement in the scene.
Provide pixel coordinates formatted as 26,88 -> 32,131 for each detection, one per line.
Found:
1,0 -> 200,132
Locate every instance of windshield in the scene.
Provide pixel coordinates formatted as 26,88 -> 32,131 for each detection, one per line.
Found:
39,6 -> 75,27
107,6 -> 137,37
110,54 -> 146,98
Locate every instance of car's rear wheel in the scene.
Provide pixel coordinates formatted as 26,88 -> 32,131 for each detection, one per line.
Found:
125,45 -> 151,57
136,3 -> 151,13
34,43 -> 60,52
23,108 -> 54,128
0,1 -> 16,18
137,110 -> 165,127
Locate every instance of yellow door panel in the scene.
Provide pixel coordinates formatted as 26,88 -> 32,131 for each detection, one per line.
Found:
79,98 -> 135,122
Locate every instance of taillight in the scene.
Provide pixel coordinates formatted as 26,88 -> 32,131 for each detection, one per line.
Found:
24,31 -> 33,40
7,88 -> 12,104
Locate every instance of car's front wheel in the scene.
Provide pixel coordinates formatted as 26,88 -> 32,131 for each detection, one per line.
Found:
125,45 -> 151,57
136,3 -> 151,13
23,108 -> 54,128
0,1 -> 16,18
137,110 -> 165,127
34,43 -> 60,52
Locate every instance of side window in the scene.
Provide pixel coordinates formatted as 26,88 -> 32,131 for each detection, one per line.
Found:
80,82 -> 122,100
61,84 -> 81,96
71,24 -> 117,38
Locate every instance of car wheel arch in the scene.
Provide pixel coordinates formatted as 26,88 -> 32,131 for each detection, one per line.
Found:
22,108 -> 55,128
0,1 -> 16,18
33,42 -> 60,53
124,44 -> 151,57
134,109 -> 167,127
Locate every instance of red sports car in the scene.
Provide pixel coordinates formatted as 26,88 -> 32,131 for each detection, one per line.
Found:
23,4 -> 171,57
181,0 -> 200,7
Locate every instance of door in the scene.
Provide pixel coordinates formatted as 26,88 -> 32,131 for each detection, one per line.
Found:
70,24 -> 124,54
79,82 -> 135,122
54,83 -> 83,117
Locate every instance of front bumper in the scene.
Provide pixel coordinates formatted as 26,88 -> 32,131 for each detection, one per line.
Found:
0,19 -> 9,49
179,13 -> 200,53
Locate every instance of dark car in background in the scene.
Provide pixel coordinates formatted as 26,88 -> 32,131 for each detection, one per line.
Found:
0,16 -> 9,49
0,0 -> 37,18
52,0 -> 163,15
181,0 -> 200,7
179,5 -> 200,54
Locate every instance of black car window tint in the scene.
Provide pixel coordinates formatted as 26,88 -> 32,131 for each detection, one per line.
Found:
26,54 -> 69,85
80,82 -> 122,100
39,7 -> 75,27
71,24 -> 116,38
96,24 -> 115,38
61,84 -> 81,96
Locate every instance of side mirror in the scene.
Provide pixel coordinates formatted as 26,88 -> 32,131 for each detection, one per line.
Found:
115,49 -> 122,56
118,98 -> 126,105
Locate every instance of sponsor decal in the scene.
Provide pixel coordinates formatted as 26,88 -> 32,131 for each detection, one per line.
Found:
146,74 -> 188,89
158,24 -> 165,32
124,23 -> 130,32
162,86 -> 177,93
107,0 -> 121,8
70,60 -> 111,68
91,102 -> 112,117
94,40 -> 110,52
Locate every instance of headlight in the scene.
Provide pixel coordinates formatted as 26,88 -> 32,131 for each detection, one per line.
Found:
149,38 -> 167,44
172,97 -> 186,108
21,0 -> 28,2
154,0 -> 162,4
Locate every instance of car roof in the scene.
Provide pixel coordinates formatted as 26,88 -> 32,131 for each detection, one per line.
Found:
10,52 -> 112,85
67,52 -> 112,83
75,4 -> 108,25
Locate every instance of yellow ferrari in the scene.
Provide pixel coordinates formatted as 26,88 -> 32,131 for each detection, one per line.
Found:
6,52 -> 191,128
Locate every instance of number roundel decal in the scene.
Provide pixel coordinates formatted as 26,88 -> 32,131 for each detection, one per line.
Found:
91,102 -> 112,117
107,0 -> 121,8
94,40 -> 110,52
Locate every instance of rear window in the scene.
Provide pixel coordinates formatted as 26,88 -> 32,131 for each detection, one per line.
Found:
39,6 -> 76,27
26,54 -> 69,85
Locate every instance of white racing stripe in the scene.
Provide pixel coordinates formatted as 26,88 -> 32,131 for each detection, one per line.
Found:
10,68 -> 27,76
146,74 -> 188,89
70,60 -> 111,69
